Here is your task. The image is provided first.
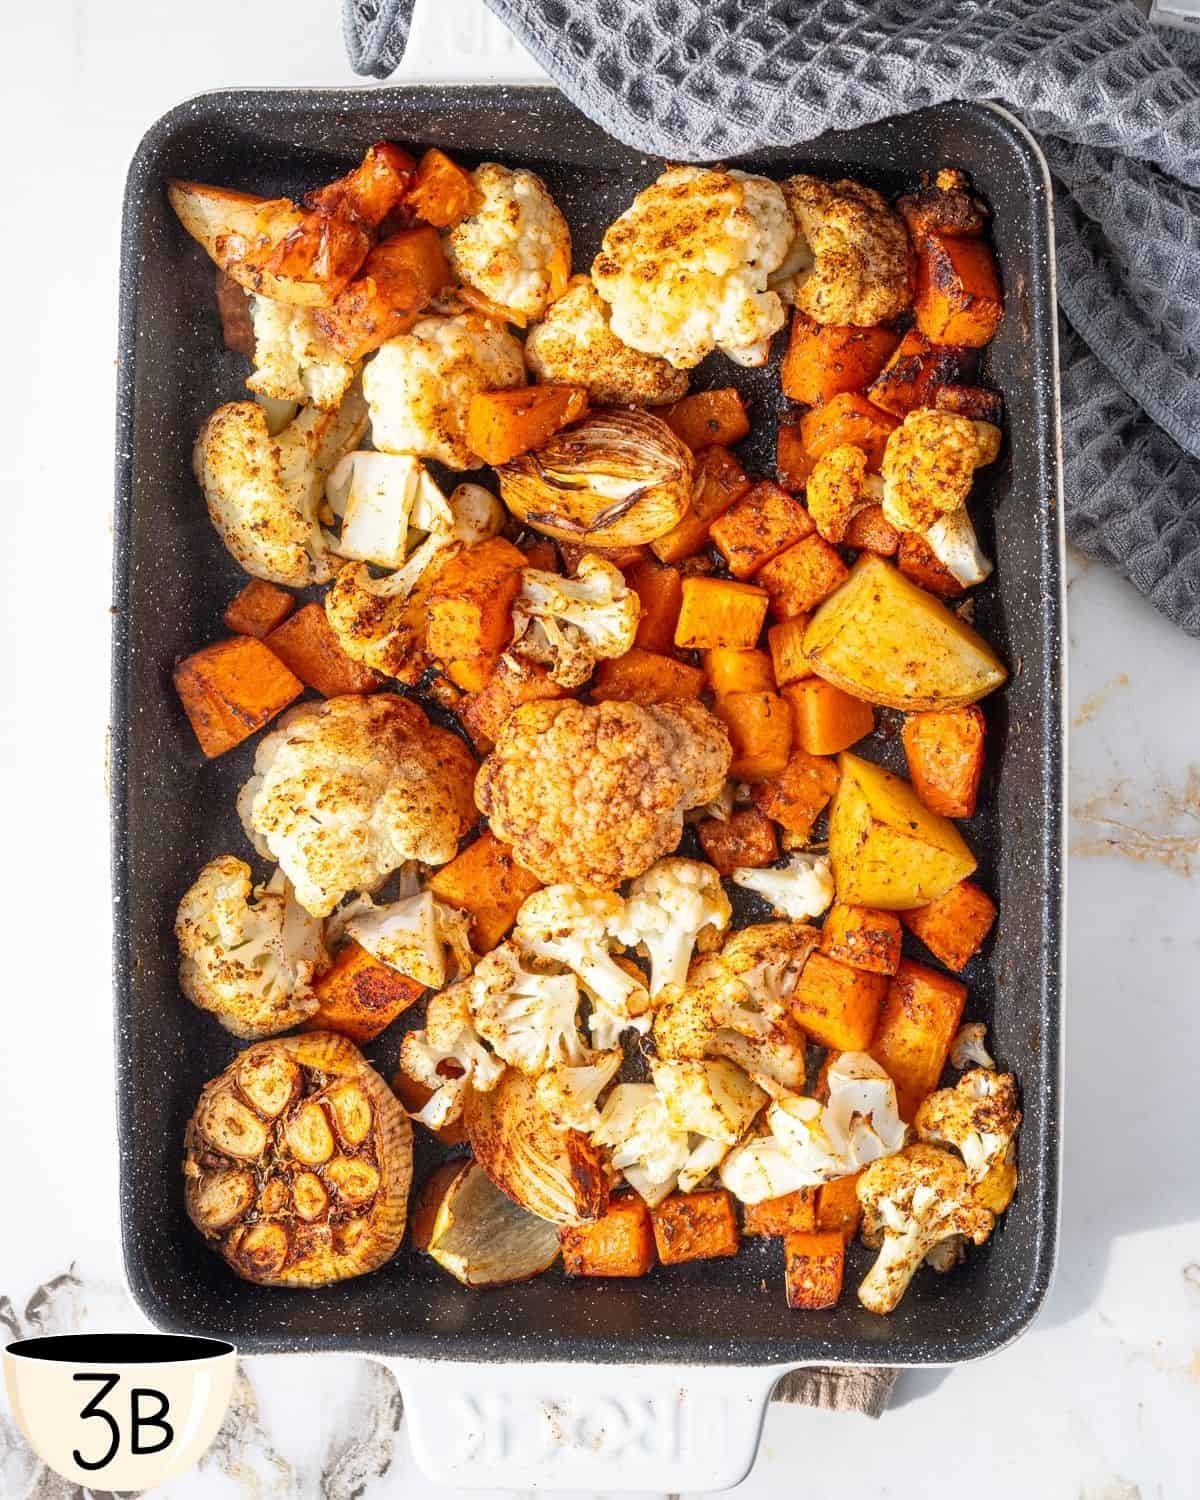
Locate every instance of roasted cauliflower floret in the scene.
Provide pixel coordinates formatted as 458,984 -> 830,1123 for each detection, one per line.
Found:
175,856 -> 327,1039
246,296 -> 357,410
237,694 -> 477,917
446,162 -> 571,322
398,979 -> 504,1130
913,1069 -> 1021,1184
510,554 -> 640,689
651,1058 -> 765,1146
468,939 -> 588,1074
731,852 -> 835,920
513,887 -> 649,1029
193,393 -> 366,586
363,313 -> 525,468
856,1143 -> 995,1314
949,1021 -> 995,1071
720,1130 -> 820,1204
475,698 -> 731,891
591,1082 -> 691,1207
779,174 -> 912,327
344,889 -> 475,989
592,166 -> 793,369
524,276 -> 689,406
614,857 -> 732,997
534,1050 -> 623,1134
805,443 -> 884,544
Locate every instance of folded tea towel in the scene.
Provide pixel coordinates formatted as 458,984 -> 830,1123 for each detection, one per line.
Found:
772,1364 -> 896,1417
344,0 -> 1200,635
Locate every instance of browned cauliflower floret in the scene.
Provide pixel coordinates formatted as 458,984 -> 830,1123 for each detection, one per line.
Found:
524,276 -> 689,407
881,408 -> 1001,534
806,443 -> 880,544
780,175 -> 912,327
475,699 -> 731,890
913,1069 -> 1021,1184
238,694 -> 478,917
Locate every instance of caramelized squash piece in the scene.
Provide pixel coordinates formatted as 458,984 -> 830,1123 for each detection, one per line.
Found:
675,577 -> 769,651
466,384 -> 589,465
776,421 -> 816,494
743,1189 -> 817,1236
714,690 -> 794,781
867,329 -> 969,417
758,535 -> 849,619
914,232 -> 1004,347
309,941 -> 424,1044
591,648 -> 704,706
652,446 -> 752,563
709,480 -> 814,579
749,748 -> 840,838
819,903 -> 902,976
662,388 -> 750,450
651,1190 -> 740,1265
869,959 -> 967,1120
224,579 -> 295,639
408,147 -> 483,228
784,678 -> 874,756
625,557 -> 684,653
174,636 -> 303,758
901,705 -> 986,818
782,313 -> 900,406
265,604 -> 382,697
428,831 -> 543,953
561,1194 -> 656,1277
791,953 -> 886,1052
800,393 -> 898,472
900,880 -> 997,972
783,1229 -> 845,1309
698,806 -> 780,876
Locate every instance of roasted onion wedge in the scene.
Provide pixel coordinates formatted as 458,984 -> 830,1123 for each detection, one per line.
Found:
183,1031 -> 412,1287
465,1068 -> 609,1226
425,1160 -> 561,1287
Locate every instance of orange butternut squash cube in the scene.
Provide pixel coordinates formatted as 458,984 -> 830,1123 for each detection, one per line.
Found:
308,940 -> 425,1044
663,387 -> 750,450
750,748 -> 840,838
785,678 -> 874,755
705,647 -> 776,696
869,959 -> 967,1120
458,655 -> 566,748
265,603 -> 382,697
408,147 -> 483,228
591,648 -> 705,705
915,232 -> 1003,347
521,537 -> 560,572
652,446 -> 752,563
698,806 -> 780,875
783,1229 -> 845,1309
900,880 -> 997,972
791,952 -> 886,1051
561,1194 -> 656,1277
935,383 -> 1004,423
709,480 -> 814,579
866,329 -> 969,417
224,579 -> 294,639
897,532 -> 966,598
742,1189 -> 817,1236
426,537 -> 526,667
782,312 -> 900,406
901,705 -> 986,818
318,226 -> 451,360
820,903 -> 902,975
466,384 -> 589,465
777,420 -> 817,493
815,1173 -> 863,1238
625,557 -> 684,653
714,690 -> 793,781
675,577 -> 769,651
767,617 -> 814,686
843,503 -> 901,556
174,635 -> 303,758
651,1190 -> 740,1265
427,830 -> 543,953
800,393 -> 898,471
758,535 -> 849,619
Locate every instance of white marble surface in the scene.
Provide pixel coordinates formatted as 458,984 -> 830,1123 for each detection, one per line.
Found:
1,2 -> 1198,1496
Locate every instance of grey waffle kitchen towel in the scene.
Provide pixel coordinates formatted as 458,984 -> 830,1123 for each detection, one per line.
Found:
344,0 -> 1200,636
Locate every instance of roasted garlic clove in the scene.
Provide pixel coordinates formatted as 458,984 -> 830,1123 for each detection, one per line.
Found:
286,1101 -> 336,1165
238,1050 -> 301,1117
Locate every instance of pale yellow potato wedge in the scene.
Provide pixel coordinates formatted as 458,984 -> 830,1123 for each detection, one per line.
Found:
803,554 -> 1007,710
829,752 -> 977,909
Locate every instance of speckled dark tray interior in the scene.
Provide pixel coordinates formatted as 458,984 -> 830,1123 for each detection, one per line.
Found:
112,88 -> 1063,1366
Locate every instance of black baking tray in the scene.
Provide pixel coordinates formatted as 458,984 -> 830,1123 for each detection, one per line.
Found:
112,87 -> 1064,1367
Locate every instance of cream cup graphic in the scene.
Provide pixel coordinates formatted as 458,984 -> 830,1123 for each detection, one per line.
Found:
4,1333 -> 236,1489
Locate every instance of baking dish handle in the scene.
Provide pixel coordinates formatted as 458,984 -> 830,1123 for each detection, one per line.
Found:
379,1357 -> 788,1492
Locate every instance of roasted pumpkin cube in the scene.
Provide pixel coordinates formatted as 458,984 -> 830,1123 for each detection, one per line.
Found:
900,880 -> 997,972
897,532 -> 966,598
425,537 -> 526,665
791,952 -> 886,1051
867,329 -> 969,417
820,903 -> 902,975
675,577 -> 769,651
265,603 -> 383,697
714,690 -> 794,781
934,383 -> 1004,424
408,147 -> 482,228
591,648 -> 705,706
758,535 -> 849,619
750,748 -> 840,838
705,647 -> 776,696
742,1189 -> 817,1236
783,1229 -> 845,1309
914,231 -> 1003,347
709,481 -> 814,579
901,705 -> 986,818
777,421 -> 817,494
458,654 -> 567,748
174,635 -> 303,758
800,393 -> 898,472
308,940 -> 425,1044
466,384 -> 589,465
427,830 -> 542,952
625,557 -> 684,653
560,1194 -> 656,1277
317,227 -> 451,361
698,806 -> 780,875
766,617 -> 814,686
223,579 -> 294,639
652,446 -> 752,563
651,1190 -> 740,1265
784,678 -> 874,756
869,959 -> 967,1120
521,536 -> 560,572
815,1173 -> 863,1238
663,387 -> 750,450
843,503 -> 901,556
782,312 -> 901,406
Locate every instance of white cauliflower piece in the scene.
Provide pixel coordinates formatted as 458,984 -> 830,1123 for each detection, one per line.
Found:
448,483 -> 506,546
399,979 -> 504,1130
468,940 -> 588,1074
614,857 -> 732,997
591,1082 -> 691,1207
650,1058 -> 765,1146
913,1069 -> 1021,1183
720,1132 -> 821,1205
925,506 -> 993,588
949,1021 -> 995,1071
534,1050 -> 623,1134
246,295 -> 356,409
193,393 -> 366,586
732,852 -> 835,921
325,450 -> 452,570
446,162 -> 571,322
592,166 -> 793,369
778,174 -> 912,327
510,555 -> 640,689
524,275 -> 689,406
237,694 -> 477,917
363,313 -> 526,468
175,856 -> 326,1040
345,890 -> 474,989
